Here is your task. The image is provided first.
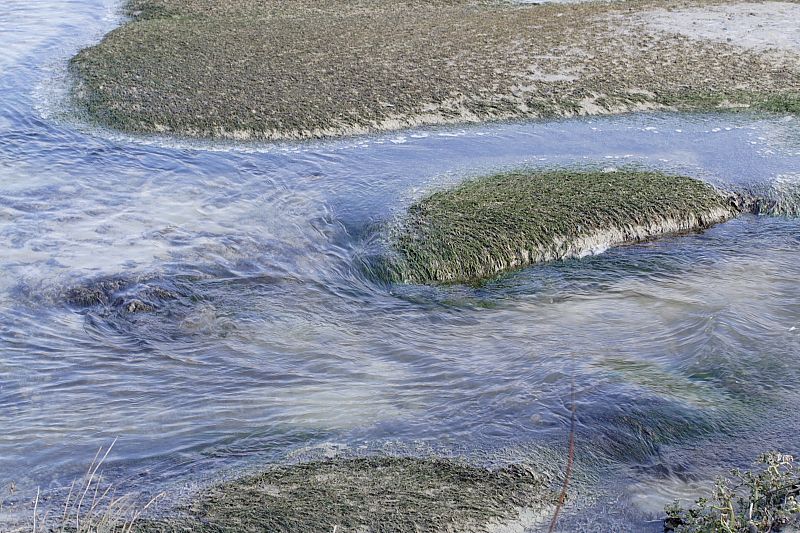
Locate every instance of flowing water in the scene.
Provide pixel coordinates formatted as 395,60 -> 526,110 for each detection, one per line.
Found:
1,0 -> 800,530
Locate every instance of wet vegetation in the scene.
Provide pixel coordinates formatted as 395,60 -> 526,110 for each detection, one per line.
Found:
665,453 -> 800,533
660,91 -> 800,116
575,392 -> 722,467
729,181 -> 800,218
755,93 -> 800,114
9,0 -> 794,531
129,457 -> 557,532
69,0 -> 800,140
385,170 -> 736,284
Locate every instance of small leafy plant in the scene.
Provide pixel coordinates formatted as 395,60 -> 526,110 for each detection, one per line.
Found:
665,452 -> 800,533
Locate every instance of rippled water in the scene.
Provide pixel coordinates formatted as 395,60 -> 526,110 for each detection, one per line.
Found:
1,0 -> 800,530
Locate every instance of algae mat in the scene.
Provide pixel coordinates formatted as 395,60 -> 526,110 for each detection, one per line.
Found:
70,0 -> 800,140
132,457 -> 556,532
386,170 -> 736,284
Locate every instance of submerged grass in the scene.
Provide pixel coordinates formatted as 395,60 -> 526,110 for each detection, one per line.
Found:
730,180 -> 800,218
385,169 -> 736,284
131,456 -> 556,532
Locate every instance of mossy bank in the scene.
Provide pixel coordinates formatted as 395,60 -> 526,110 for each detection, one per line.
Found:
383,169 -> 737,284
70,0 -> 800,140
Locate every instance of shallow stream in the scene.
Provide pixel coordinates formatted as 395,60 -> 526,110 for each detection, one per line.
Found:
1,0 -> 799,530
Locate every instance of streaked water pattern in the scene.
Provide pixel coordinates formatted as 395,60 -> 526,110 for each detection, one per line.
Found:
1,0 -> 799,530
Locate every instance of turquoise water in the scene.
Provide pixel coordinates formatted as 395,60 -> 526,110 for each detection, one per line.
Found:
1,0 -> 799,530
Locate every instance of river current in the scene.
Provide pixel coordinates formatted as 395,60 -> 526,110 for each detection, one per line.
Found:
1,0 -> 799,530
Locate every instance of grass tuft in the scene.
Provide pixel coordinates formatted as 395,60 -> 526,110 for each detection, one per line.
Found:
18,441 -> 164,533
384,169 -> 736,284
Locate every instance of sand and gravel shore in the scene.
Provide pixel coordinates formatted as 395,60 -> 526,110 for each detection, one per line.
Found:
69,0 -> 800,140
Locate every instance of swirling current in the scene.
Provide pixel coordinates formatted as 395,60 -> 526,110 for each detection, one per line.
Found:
1,0 -> 799,530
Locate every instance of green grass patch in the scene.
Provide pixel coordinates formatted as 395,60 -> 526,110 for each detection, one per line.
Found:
385,169 -> 736,285
68,0 -> 800,140
754,93 -> 800,114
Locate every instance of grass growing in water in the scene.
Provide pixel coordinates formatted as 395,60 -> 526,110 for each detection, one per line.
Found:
386,170 -> 736,284
665,452 -> 800,533
11,441 -> 164,533
131,457 -> 556,532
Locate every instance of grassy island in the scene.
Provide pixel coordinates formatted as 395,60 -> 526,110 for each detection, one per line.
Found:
386,170 -> 737,284
70,0 -> 800,140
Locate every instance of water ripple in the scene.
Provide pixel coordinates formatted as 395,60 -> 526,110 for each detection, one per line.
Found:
1,0 -> 800,529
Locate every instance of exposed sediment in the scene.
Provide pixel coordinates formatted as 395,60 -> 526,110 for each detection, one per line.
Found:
384,170 -> 738,284
70,0 -> 800,140
131,456 -> 557,532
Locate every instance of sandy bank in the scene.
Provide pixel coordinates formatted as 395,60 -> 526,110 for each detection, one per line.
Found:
70,0 -> 800,140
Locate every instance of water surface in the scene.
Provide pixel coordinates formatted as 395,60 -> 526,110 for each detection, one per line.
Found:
1,0 -> 799,530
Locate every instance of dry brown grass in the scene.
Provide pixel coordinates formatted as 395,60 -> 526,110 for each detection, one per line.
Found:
13,441 -> 165,533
